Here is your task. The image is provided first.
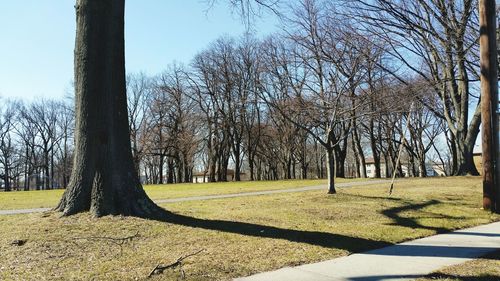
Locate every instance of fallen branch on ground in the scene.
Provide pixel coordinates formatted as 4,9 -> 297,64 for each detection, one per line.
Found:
148,249 -> 205,278
73,231 -> 140,254
74,231 -> 139,245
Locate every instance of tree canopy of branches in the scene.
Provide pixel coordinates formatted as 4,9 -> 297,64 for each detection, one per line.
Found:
0,0 -> 478,202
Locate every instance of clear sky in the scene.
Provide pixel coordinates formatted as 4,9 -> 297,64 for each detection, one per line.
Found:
0,1 -> 279,101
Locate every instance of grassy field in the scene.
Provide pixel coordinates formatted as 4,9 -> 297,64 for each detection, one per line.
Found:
0,178 -> 334,210
419,250 -> 500,281
0,177 -> 498,280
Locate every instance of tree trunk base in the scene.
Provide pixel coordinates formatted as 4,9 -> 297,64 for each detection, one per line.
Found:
55,178 -> 167,219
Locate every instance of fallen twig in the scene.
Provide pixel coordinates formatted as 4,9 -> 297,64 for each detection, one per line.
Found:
73,231 -> 140,254
148,249 -> 205,278
74,231 -> 139,244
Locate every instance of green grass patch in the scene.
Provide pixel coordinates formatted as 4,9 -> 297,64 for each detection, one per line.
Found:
0,179 -> 336,210
0,176 -> 498,280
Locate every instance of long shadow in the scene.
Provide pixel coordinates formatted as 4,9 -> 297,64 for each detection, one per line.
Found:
149,197 -> 472,253
363,244 -> 499,258
349,274 -> 500,281
381,199 -> 457,233
342,193 -> 402,202
154,210 -> 391,253
345,194 -> 469,233
448,231 -> 500,238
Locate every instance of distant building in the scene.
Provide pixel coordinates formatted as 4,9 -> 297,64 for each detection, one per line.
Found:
365,158 -> 389,178
431,163 -> 447,176
192,169 -> 249,183
364,158 -> 441,178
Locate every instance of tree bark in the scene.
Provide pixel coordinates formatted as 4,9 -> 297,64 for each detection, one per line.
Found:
56,0 -> 164,218
4,161 -> 10,192
479,0 -> 499,212
326,147 -> 336,194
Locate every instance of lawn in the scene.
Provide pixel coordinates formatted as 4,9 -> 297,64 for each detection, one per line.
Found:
0,176 -> 498,280
0,178 -> 334,210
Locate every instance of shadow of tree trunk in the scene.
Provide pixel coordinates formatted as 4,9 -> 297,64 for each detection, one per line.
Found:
149,209 -> 391,253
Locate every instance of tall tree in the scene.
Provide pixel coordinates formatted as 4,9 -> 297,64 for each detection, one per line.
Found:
349,0 -> 482,175
0,101 -> 17,192
56,0 -> 163,218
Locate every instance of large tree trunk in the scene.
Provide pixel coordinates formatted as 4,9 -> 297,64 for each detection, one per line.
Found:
56,0 -> 164,218
453,122 -> 480,176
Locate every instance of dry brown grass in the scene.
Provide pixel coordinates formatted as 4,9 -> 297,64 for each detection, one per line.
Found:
0,179 -> 331,210
0,176 -> 498,280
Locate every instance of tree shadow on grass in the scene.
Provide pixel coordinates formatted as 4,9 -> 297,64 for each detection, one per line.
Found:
342,193 -> 403,202
149,196 -> 466,253
343,194 -> 468,233
154,210 -> 391,253
380,199 -> 467,233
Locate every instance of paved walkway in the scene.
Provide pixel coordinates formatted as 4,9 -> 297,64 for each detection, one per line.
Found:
0,179 -> 391,215
235,221 -> 500,281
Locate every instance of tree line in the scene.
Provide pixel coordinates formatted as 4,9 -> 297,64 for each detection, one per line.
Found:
1,0 -> 484,193
0,99 -> 74,191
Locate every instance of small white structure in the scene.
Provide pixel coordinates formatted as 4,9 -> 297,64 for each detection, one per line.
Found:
365,158 -> 441,178
192,169 -> 249,183
365,158 -> 389,178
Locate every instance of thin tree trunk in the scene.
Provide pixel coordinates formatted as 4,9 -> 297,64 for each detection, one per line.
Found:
158,154 -> 164,184
326,147 -> 336,194
234,146 -> 241,181
4,163 -> 10,192
249,157 -> 255,181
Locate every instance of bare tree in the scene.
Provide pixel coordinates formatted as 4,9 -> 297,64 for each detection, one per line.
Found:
55,101 -> 75,188
348,0 -> 482,175
21,100 -> 63,189
259,0 -> 378,192
16,102 -> 40,190
127,72 -> 151,176
0,101 -> 18,191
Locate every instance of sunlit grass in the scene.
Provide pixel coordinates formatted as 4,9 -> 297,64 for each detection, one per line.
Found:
0,178 -> 335,210
0,176 -> 498,280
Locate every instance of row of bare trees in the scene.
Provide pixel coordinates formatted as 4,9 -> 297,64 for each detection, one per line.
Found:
1,0 -> 483,192
122,0 -> 479,192
0,98 -> 74,191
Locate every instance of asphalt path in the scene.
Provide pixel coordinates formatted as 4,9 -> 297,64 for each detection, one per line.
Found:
0,179 -> 392,215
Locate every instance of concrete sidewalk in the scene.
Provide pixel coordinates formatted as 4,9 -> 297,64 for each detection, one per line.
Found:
0,179 -> 391,215
235,221 -> 500,281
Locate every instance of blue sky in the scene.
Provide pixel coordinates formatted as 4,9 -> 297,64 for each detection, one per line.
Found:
0,1 -> 279,101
